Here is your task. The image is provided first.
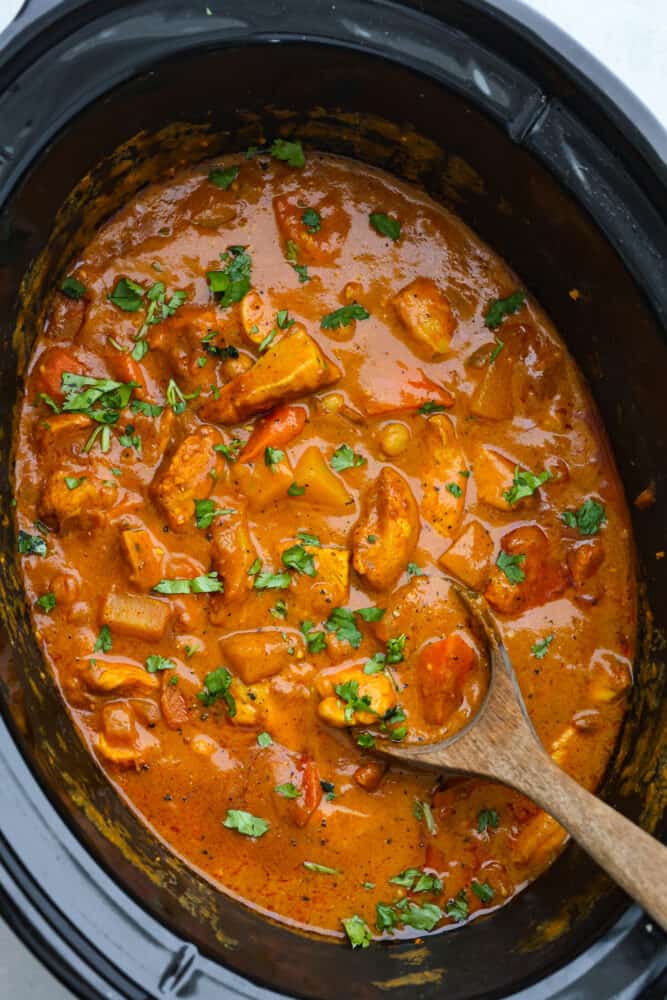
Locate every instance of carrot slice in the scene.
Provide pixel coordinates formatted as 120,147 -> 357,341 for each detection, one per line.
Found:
237,404 -> 307,463
33,347 -> 84,403
417,633 -> 475,726
361,361 -> 454,416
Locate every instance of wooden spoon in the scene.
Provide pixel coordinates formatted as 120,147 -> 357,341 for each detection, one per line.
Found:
382,583 -> 667,932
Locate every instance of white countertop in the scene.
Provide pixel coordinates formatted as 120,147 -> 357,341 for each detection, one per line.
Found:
0,1 -> 663,998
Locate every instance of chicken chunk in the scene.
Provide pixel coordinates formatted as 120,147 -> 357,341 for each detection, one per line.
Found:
32,346 -> 84,403
420,414 -> 468,537
273,191 -> 350,265
47,292 -> 87,342
393,277 -> 457,357
152,426 -> 223,530
83,660 -> 159,695
484,524 -> 567,615
220,629 -> 305,685
288,544 -> 350,618
316,665 -> 397,727
210,503 -> 258,602
470,345 -> 515,420
237,744 -> 322,828
161,677 -> 189,730
120,528 -> 164,591
352,468 -> 419,590
438,520 -> 494,590
200,327 -> 341,424
101,592 -> 171,640
39,466 -> 118,531
373,574 -> 461,651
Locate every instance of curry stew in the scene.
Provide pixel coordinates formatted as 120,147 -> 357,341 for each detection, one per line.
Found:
14,148 -> 635,943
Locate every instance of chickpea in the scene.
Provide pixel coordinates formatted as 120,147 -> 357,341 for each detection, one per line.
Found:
320,392 -> 345,415
380,421 -> 410,456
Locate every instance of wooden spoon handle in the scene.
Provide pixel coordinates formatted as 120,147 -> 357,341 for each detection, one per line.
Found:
505,749 -> 667,932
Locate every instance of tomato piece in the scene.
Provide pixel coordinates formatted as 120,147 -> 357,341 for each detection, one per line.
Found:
32,347 -> 84,403
418,634 -> 475,725
237,404 -> 307,463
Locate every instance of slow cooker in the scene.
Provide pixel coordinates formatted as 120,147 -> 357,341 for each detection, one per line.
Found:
0,2 -> 665,997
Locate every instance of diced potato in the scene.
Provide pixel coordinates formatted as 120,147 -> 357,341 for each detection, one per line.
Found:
152,426 -> 223,530
549,725 -> 578,768
420,414 -> 468,537
200,327 -> 341,424
220,629 -> 304,684
351,467 -> 419,590
40,467 -> 118,530
470,348 -> 515,420
240,290 -> 275,346
228,677 -> 269,726
316,665 -> 397,727
473,446 -> 517,511
512,811 -> 567,868
588,652 -> 632,704
438,520 -> 494,590
102,702 -> 137,741
392,277 -> 457,357
210,502 -> 258,599
84,660 -> 159,694
120,528 -> 164,591
101,592 -> 170,640
291,446 -> 353,511
288,544 -> 350,617
273,191 -> 350,265
231,454 -> 293,512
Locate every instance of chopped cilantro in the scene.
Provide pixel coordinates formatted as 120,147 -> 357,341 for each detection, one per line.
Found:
418,400 -> 448,415
301,207 -> 321,233
303,861 -> 339,875
282,544 -> 316,576
413,799 -> 437,835
446,481 -> 463,498
356,606 -> 385,622
484,290 -> 526,329
330,443 -> 366,472
146,655 -> 173,673
321,303 -> 369,330
94,625 -> 112,653
363,652 -> 387,675
496,550 -> 526,584
154,572 -> 224,594
64,475 -> 85,491
301,620 -> 327,654
562,498 -> 607,536
472,881 -> 495,903
36,593 -> 56,613
287,481 -> 305,496
108,277 -> 144,312
503,466 -> 552,506
406,562 -> 422,578
264,446 -> 285,471
325,607 -> 363,648
386,633 -> 406,664
60,276 -> 86,300
357,732 -> 376,748
194,499 -> 235,529
531,635 -> 554,659
223,809 -> 269,837
369,212 -> 401,241
477,808 -> 499,833
342,915 -> 372,949
275,782 -> 301,799
270,600 -> 288,620
445,889 -> 469,922
285,240 -> 309,283
253,570 -> 291,590
270,139 -> 305,168
296,530 -> 319,547
198,666 -> 235,715
207,245 -> 252,307
208,165 -> 239,190
257,732 -> 272,747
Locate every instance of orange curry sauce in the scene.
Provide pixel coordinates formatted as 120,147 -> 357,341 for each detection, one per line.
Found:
14,150 -> 636,942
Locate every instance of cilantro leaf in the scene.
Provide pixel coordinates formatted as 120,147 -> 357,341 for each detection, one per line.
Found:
445,889 -> 469,922
531,635 -> 554,659
301,207 -> 321,233
363,652 -> 387,675
285,240 -> 309,282
223,809 -> 270,837
496,550 -> 526,584
253,570 -> 291,591
282,544 -> 316,576
484,290 -> 526,329
356,606 -> 385,622
264,446 -> 286,471
413,798 -> 437,835
335,679 -> 375,722
342,915 -> 372,949
64,475 -> 85,491
376,903 -> 398,932
198,666 -> 235,714
257,732 -> 272,747
130,399 -> 163,418
296,531 -> 319,547
146,654 -> 173,673
400,901 -> 444,931
489,337 -> 504,363
472,880 -> 495,903
503,466 -> 552,506
270,139 -> 305,168
325,607 -> 363,648
330,443 -> 366,472
36,593 -> 56,613
406,562 -> 422,578
154,572 -> 224,594
166,378 -> 199,415
369,212 -> 401,241
287,482 -> 306,496
446,481 -> 463,498
208,165 -> 239,190
275,782 -> 301,799
304,861 -> 339,875
94,625 -> 112,653
108,277 -> 144,311
418,400 -> 447,415
300,620 -> 327,654
561,498 -> 607,536
321,303 -> 370,330
386,633 -> 406,664
477,808 -> 499,833
60,276 -> 86,300
207,246 -> 252,307
357,732 -> 376,748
